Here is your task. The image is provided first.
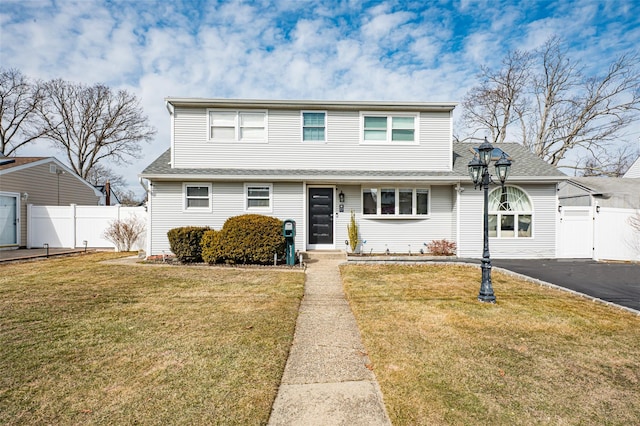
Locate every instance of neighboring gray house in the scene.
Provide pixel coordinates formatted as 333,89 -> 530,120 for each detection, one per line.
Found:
140,98 -> 566,259
559,177 -> 640,209
0,157 -> 102,249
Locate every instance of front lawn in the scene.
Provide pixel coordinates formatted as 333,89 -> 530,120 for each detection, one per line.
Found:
341,264 -> 640,425
0,252 -> 304,425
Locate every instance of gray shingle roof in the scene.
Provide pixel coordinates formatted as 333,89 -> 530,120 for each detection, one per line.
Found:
568,177 -> 640,195
141,142 -> 565,182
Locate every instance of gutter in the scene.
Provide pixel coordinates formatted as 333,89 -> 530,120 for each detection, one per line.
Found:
164,97 -> 458,112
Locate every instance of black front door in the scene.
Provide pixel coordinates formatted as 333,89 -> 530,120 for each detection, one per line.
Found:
308,188 -> 334,246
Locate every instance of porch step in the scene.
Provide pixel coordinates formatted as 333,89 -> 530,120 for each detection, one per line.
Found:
302,250 -> 347,261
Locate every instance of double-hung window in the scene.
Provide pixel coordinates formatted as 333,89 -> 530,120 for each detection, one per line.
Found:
302,112 -> 326,142
184,183 -> 212,212
361,113 -> 418,144
245,183 -> 272,212
209,110 -> 266,142
362,187 -> 429,217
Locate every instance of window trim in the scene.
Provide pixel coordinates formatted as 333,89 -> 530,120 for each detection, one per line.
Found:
488,185 -> 534,239
183,183 -> 212,212
244,183 -> 273,212
360,111 -> 419,145
207,109 -> 268,143
301,110 -> 327,143
362,186 -> 430,218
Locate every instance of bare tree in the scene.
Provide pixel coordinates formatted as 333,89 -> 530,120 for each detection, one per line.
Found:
0,68 -> 48,155
85,163 -> 127,189
116,189 -> 144,207
85,163 -> 144,206
461,49 -> 532,144
39,79 -> 156,179
103,215 -> 146,252
461,37 -> 640,175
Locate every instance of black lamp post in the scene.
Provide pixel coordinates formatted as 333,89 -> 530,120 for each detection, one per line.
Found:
468,137 -> 511,303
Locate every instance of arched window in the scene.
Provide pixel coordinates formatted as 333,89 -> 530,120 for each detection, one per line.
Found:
488,186 -> 532,238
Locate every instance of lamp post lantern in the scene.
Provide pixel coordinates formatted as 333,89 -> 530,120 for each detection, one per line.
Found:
468,137 -> 511,303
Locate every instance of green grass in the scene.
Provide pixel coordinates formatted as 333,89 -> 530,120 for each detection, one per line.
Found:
341,264 -> 640,425
0,252 -> 304,425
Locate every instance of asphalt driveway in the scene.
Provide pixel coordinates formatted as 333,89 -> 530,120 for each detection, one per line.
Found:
493,259 -> 640,312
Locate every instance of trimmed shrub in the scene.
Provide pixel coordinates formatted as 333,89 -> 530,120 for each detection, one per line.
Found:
426,239 -> 457,256
167,226 -> 209,263
201,229 -> 222,264
214,214 -> 286,265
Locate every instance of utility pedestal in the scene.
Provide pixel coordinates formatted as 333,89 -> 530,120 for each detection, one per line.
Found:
283,219 -> 296,266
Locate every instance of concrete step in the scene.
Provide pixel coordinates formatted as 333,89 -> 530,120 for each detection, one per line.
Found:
302,250 -> 347,261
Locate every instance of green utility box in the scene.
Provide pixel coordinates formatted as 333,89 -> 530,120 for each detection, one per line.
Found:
283,219 -> 296,265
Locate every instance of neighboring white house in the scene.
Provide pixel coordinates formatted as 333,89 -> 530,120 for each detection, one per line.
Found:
140,98 -> 566,259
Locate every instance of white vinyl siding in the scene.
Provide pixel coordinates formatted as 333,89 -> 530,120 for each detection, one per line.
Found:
340,185 -> 453,254
171,107 -> 452,171
457,184 -> 556,259
148,181 -> 304,256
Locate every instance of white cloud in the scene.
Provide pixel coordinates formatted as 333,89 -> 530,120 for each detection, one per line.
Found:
2,0 -> 638,195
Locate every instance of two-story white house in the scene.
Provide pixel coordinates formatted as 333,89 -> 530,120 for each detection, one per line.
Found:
140,98 -> 566,259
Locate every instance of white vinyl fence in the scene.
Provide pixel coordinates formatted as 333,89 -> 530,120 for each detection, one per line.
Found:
27,204 -> 146,251
593,207 -> 640,262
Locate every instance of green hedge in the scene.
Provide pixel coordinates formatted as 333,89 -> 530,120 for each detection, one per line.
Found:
201,214 -> 286,265
167,226 -> 209,263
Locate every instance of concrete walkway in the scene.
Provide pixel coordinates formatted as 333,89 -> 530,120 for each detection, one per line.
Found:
268,253 -> 391,426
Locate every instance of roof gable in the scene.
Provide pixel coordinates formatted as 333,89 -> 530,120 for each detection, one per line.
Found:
0,156 -> 102,196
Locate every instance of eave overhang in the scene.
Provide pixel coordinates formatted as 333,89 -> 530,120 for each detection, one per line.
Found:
165,97 -> 458,113
140,171 -> 567,185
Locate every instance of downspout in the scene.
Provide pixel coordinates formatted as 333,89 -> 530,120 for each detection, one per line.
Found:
455,182 -> 463,255
139,177 -> 152,257
166,100 -> 175,168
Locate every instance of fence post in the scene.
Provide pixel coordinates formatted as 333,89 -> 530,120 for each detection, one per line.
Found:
26,203 -> 32,248
70,204 -> 77,248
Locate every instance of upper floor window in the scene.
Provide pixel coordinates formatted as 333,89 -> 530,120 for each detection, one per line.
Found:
184,183 -> 212,212
245,183 -> 272,212
302,112 -> 326,142
363,187 -> 429,217
208,110 -> 266,142
488,186 -> 532,238
361,112 -> 418,144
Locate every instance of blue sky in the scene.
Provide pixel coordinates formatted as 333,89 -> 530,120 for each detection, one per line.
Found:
1,0 -> 639,193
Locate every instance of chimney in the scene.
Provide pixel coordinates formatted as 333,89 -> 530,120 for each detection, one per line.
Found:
105,180 -> 111,205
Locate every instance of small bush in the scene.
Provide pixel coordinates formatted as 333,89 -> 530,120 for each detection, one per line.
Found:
201,230 -> 222,264
167,226 -> 209,263
103,215 -> 146,252
211,214 -> 286,265
427,239 -> 457,256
